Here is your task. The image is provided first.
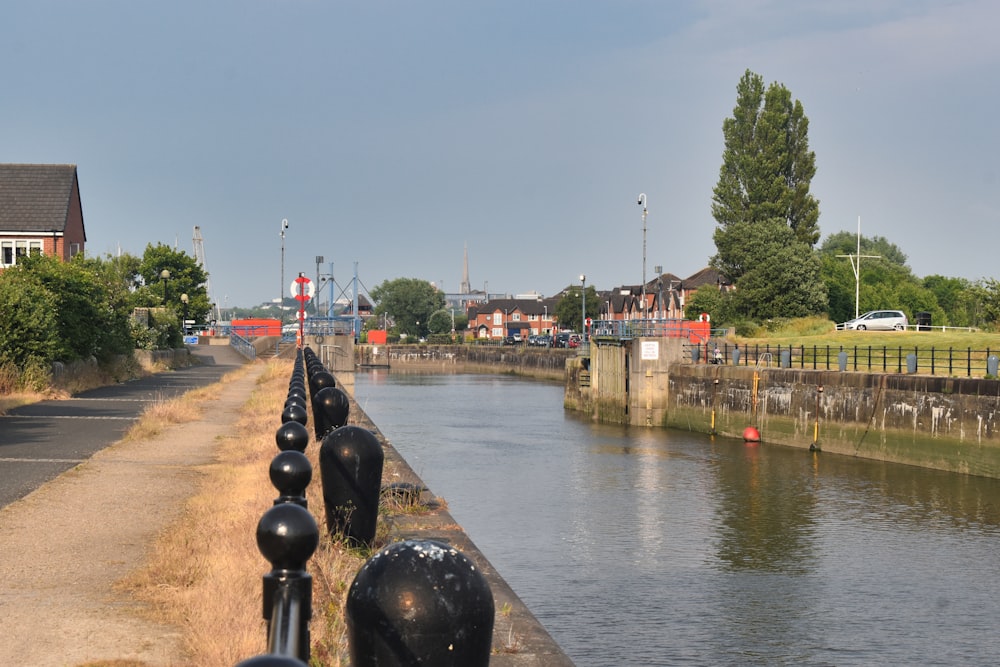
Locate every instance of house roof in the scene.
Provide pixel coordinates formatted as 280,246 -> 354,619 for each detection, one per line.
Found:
0,164 -> 80,234
473,297 -> 558,317
683,267 -> 732,289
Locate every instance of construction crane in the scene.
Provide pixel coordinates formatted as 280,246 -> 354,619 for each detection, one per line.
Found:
192,226 -> 221,322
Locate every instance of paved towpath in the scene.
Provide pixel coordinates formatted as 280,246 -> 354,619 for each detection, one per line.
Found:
0,346 -> 248,508
0,344 -> 264,666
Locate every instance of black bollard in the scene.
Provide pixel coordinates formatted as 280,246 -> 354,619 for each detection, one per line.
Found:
308,369 -> 336,395
257,502 -> 319,664
275,421 -> 310,453
346,539 -> 495,667
270,450 -> 312,507
319,425 -> 383,547
281,402 -> 309,427
235,655 -> 308,667
311,385 -> 350,439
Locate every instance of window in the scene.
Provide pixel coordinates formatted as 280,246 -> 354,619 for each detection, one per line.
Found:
491,327 -> 503,338
493,313 -> 502,325
512,313 -> 521,321
0,240 -> 42,267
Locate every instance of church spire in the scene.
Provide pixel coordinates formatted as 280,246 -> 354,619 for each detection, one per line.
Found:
460,243 -> 471,294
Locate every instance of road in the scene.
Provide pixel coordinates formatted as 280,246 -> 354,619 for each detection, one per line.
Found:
0,345 -> 248,508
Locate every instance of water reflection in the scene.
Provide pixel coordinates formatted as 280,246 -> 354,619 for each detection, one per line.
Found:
353,372 -> 1000,666
711,443 -> 820,574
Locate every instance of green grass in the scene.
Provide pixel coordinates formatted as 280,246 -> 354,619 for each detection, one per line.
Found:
726,318 -> 1000,377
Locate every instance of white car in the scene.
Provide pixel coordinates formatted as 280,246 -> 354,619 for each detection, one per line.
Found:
840,310 -> 908,331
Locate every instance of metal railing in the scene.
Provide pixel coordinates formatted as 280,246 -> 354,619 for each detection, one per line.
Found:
230,333 -> 257,361
691,341 -> 1000,378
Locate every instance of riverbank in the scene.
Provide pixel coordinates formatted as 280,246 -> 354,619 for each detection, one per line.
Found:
356,343 -> 571,382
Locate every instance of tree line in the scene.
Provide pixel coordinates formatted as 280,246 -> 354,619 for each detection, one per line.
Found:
688,69 -> 999,332
0,243 -> 209,388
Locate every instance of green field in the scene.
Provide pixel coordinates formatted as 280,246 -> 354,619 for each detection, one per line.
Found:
727,318 -> 1000,377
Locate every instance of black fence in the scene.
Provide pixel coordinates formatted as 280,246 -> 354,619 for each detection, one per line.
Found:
692,342 -> 1000,378
237,346 -> 494,666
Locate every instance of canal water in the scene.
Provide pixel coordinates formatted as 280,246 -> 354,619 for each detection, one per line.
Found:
352,372 -> 1000,666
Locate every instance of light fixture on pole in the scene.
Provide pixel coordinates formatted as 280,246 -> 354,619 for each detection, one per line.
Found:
159,269 -> 170,304
580,273 -> 587,341
654,264 -> 663,320
638,194 -> 647,319
180,293 -> 189,334
280,218 -> 289,321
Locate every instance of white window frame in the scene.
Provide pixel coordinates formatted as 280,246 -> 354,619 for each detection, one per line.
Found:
1,239 -> 43,267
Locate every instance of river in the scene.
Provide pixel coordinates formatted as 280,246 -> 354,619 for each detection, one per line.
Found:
352,371 -> 1000,666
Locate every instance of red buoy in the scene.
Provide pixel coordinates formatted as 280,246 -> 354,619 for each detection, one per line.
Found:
743,426 -> 761,443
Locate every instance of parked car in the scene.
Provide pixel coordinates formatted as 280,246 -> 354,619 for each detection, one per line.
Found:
840,310 -> 908,331
533,334 -> 552,347
554,332 -> 572,348
568,334 -> 582,348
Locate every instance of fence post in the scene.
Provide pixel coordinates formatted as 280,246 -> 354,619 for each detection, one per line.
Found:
346,539 -> 495,667
256,503 -> 318,664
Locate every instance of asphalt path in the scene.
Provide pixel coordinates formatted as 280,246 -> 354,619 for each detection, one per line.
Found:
0,345 -> 249,508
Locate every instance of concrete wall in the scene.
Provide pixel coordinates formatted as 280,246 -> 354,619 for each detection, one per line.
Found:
571,341 -> 1000,477
664,364 -> 1000,477
356,344 -> 571,381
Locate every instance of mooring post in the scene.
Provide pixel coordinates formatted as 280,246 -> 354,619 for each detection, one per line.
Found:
319,425 -> 384,547
346,539 -> 495,667
312,385 -> 350,439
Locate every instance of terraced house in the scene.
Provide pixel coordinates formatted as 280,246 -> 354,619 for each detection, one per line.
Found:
0,164 -> 87,270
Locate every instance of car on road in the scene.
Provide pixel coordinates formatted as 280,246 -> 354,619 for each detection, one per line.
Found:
533,334 -> 552,347
839,310 -> 908,331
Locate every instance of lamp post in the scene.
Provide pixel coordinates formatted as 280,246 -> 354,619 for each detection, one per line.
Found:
638,194 -> 647,319
159,269 -> 170,304
580,274 -> 586,341
180,293 -> 189,334
654,264 -> 663,321
280,218 -> 289,321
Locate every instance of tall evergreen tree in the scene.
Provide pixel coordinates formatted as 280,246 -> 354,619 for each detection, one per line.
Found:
711,69 -> 826,317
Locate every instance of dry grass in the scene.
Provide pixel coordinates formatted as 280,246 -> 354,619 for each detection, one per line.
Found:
122,360 -> 374,666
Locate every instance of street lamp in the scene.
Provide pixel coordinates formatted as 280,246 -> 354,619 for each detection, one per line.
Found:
159,269 -> 170,304
655,264 -> 663,320
280,218 -> 288,320
638,193 -> 647,319
180,293 -> 189,334
580,273 -> 586,341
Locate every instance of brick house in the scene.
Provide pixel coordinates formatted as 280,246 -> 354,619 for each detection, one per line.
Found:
600,268 -> 734,321
0,164 -> 87,269
468,297 -> 559,340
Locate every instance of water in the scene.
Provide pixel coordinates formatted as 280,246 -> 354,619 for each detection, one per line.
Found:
353,372 -> 1000,666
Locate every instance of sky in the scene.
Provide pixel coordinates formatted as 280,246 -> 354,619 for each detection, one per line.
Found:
4,0 -> 998,309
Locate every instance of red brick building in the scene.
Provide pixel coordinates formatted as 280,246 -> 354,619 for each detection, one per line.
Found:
0,164 -> 87,269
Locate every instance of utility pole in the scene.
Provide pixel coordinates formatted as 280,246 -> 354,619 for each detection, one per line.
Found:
837,216 -> 880,320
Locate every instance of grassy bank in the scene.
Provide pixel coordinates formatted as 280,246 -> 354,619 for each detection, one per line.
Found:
119,360 -> 412,666
728,317 -> 1000,376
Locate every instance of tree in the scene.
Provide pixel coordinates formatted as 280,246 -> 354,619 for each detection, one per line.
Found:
369,278 -> 445,338
0,267 -> 61,371
427,309 -> 454,335
711,69 -> 826,318
137,243 -> 211,323
555,286 -> 599,333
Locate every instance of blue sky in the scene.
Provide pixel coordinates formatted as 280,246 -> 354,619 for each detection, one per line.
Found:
4,1 -> 998,309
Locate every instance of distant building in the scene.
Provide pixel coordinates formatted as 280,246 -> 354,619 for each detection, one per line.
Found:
0,164 -> 87,270
600,268 -> 733,321
467,296 -> 559,339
